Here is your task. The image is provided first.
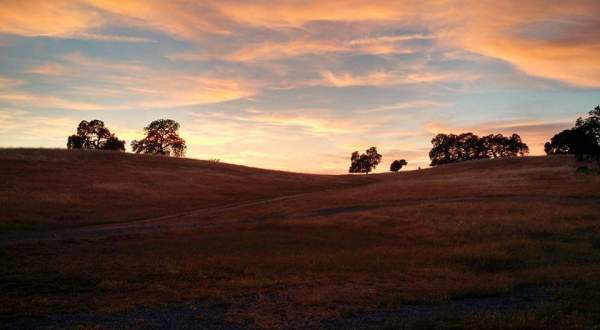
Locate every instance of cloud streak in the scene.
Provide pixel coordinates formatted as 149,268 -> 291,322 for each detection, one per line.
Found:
2,1 -> 598,86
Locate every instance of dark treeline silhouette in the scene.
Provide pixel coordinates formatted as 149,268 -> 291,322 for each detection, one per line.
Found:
66,118 -> 564,172
390,159 -> 407,172
131,119 -> 186,157
67,120 -> 125,151
67,119 -> 186,157
349,147 -> 382,174
545,106 -> 600,166
429,133 -> 529,166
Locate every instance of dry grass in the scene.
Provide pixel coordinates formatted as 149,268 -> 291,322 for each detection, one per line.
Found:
1,149 -> 600,328
0,148 -> 371,232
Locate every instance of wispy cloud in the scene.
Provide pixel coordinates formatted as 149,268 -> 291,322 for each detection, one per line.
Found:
0,0 -> 103,37
0,92 -> 107,111
358,100 -> 449,114
0,109 -> 78,145
67,33 -> 156,43
0,77 -> 23,89
170,32 -> 428,63
3,1 -> 598,86
0,75 -> 106,110
63,53 -> 258,107
25,64 -> 65,76
348,34 -> 435,46
319,70 -> 480,87
8,53 -> 258,110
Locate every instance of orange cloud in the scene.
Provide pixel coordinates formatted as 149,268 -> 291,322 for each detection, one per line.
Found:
226,40 -> 347,62
85,0 -> 232,38
25,64 -> 65,76
320,71 -> 396,87
359,100 -> 449,114
132,76 -> 258,108
461,37 -> 600,88
0,0 -> 103,37
212,1 -> 415,28
217,1 -> 600,86
2,1 -> 598,86
73,33 -> 155,43
0,92 -> 107,111
174,33 -> 424,63
446,1 -> 600,87
9,53 -> 259,110
319,70 -> 479,87
0,77 -> 23,89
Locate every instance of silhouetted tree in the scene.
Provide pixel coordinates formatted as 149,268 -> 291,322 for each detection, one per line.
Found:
103,135 -> 127,151
429,132 -> 528,166
429,133 -> 454,166
67,120 -> 125,151
349,147 -> 382,174
546,106 -> 600,165
480,133 -> 529,158
545,129 -> 579,154
67,135 -> 85,149
507,133 -> 530,156
131,119 -> 186,157
390,159 -> 408,172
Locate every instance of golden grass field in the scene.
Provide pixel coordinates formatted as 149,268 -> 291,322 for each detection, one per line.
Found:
1,149 -> 600,329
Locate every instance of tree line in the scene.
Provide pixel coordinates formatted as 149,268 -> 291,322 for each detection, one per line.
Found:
429,133 -> 529,166
348,132 -> 529,174
67,119 -> 186,157
67,106 -> 599,174
544,106 -> 600,170
348,106 -> 599,174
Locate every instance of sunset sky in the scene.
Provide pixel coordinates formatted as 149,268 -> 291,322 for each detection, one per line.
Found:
1,1 -> 599,173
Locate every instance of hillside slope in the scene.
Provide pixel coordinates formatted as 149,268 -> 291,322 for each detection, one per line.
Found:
0,148 -> 373,232
2,150 -> 600,328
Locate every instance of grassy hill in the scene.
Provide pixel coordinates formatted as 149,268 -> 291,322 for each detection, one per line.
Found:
0,148 -> 372,232
1,149 -> 600,328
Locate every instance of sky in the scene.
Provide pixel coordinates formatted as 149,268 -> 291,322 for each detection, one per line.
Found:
0,1 -> 599,173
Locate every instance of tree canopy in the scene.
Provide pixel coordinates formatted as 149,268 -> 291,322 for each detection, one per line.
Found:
390,159 -> 407,172
131,119 -> 186,157
349,147 -> 382,174
67,120 -> 125,151
544,129 -> 585,155
429,133 -> 528,166
545,106 -> 600,164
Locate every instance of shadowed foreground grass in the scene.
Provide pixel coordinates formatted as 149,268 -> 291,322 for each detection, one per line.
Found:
1,150 -> 600,328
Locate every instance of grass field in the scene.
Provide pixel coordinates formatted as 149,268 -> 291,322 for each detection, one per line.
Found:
0,149 -> 371,233
1,149 -> 600,328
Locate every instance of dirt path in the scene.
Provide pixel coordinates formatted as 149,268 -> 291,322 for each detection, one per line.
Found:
3,191 -> 597,247
0,192 -> 310,247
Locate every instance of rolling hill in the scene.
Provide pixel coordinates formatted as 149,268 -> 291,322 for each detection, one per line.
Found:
2,149 -> 600,328
0,148 -> 373,233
